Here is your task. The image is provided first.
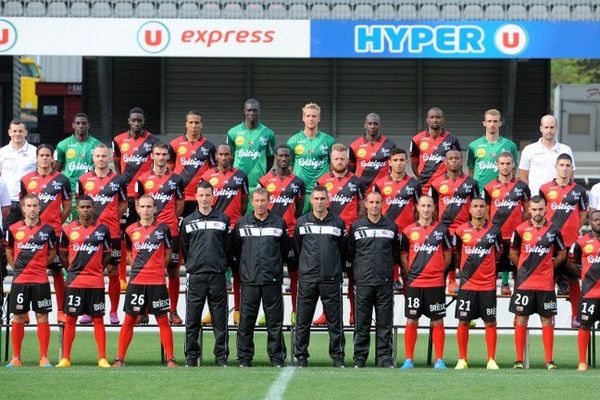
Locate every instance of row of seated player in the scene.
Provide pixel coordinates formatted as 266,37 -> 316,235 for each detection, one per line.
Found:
2,0 -> 600,20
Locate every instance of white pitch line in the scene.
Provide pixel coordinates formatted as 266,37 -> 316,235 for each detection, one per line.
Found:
265,367 -> 296,400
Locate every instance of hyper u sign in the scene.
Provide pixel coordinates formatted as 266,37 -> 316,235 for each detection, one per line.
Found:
1,18 -> 600,58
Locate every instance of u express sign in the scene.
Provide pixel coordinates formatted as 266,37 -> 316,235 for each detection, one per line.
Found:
1,18 -> 600,58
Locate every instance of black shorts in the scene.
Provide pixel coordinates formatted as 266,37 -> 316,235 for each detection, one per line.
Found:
578,297 -> 600,329
405,286 -> 446,320
509,289 -> 557,317
182,201 -> 197,218
64,287 -> 105,316
455,289 -> 497,322
9,282 -> 53,314
496,239 -> 515,273
123,284 -> 170,316
110,238 -> 122,265
168,236 -> 180,268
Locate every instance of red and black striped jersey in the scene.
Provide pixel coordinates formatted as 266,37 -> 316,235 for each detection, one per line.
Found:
77,171 -> 128,239
135,171 -> 184,236
169,135 -> 216,201
258,171 -> 305,237
125,222 -> 172,286
409,130 -> 460,194
400,222 -> 452,288
454,221 -> 502,291
349,135 -> 396,192
539,179 -> 588,247
317,171 -> 365,231
374,174 -> 421,232
511,220 -> 564,291
112,130 -> 161,196
20,170 -> 71,235
484,178 -> 530,240
60,220 -> 111,289
570,234 -> 600,299
6,221 -> 56,284
430,173 -> 479,234
201,167 -> 249,229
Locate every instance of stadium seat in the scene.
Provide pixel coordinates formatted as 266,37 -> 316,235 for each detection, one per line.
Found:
571,5 -> 592,20
265,2 -> 287,18
157,1 -> 178,17
440,2 -> 461,20
25,1 -> 46,16
332,4 -> 352,19
3,0 -> 24,16
70,1 -> 90,17
114,1 -> 134,17
47,1 -> 68,16
550,5 -> 571,20
353,4 -> 373,19
222,2 -> 244,18
374,4 -> 396,20
310,4 -> 331,19
200,1 -> 221,18
506,5 -> 527,20
397,4 -> 417,20
418,3 -> 439,19
178,1 -> 200,17
135,1 -> 156,17
246,2 -> 265,18
462,4 -> 483,19
288,3 -> 308,18
528,5 -> 548,20
91,1 -> 112,17
483,2 -> 503,20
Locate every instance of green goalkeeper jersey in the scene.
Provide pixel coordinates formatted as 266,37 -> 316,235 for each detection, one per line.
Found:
227,122 -> 276,188
55,134 -> 102,191
467,135 -> 519,191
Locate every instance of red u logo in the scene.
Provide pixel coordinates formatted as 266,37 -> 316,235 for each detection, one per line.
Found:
502,32 -> 519,49
0,29 -> 9,45
144,30 -> 162,46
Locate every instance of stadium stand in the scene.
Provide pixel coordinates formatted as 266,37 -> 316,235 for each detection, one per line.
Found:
70,1 -> 91,17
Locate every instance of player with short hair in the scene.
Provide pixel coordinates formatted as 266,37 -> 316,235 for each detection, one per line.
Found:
399,195 -> 452,369
258,144 -> 305,323
112,195 -> 176,368
287,103 -> 335,212
509,196 -> 566,370
77,144 -> 128,325
539,153 -> 587,327
170,110 -> 216,218
483,151 -> 530,296
20,144 -> 71,324
347,191 -> 399,368
201,143 -> 248,325
135,142 -> 185,325
374,147 -> 421,292
410,107 -> 461,194
467,109 -> 519,192
56,195 -> 112,368
348,113 -> 396,193
4,194 -> 56,368
568,210 -> 600,371
453,197 -> 502,370
430,149 -> 479,294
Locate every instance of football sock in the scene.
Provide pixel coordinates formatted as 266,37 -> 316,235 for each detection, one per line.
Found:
93,316 -> 107,359
432,324 -> 445,360
404,324 -> 418,360
108,274 -> 120,314
233,270 -> 241,311
157,314 -> 174,360
63,315 -> 78,360
485,325 -> 497,360
11,321 -> 25,359
117,314 -> 136,360
501,271 -> 509,286
578,328 -> 590,365
37,322 -> 50,358
289,269 -> 298,312
542,325 -> 554,363
456,324 -> 469,360
568,281 -> 581,320
169,274 -> 180,313
52,270 -> 65,312
514,324 -> 527,362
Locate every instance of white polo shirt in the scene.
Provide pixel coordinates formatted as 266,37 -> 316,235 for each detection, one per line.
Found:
589,183 -> 600,210
518,138 -> 575,196
0,178 -> 11,228
0,141 -> 37,201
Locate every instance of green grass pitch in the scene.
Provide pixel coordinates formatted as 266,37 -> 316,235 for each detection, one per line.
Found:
0,328 -> 598,400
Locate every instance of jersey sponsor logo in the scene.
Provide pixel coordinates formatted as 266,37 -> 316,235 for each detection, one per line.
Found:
235,136 -> 245,146
179,157 -> 207,168
133,241 -> 160,252
37,192 -> 58,203
208,177 -> 219,186
131,231 -> 142,241
477,160 -> 497,171
73,242 -> 101,255
439,184 -> 449,195
297,157 -> 326,169
66,148 -> 77,159
461,233 -> 472,243
413,243 -> 439,254
237,148 -> 261,160
419,141 -> 429,151
584,244 -> 595,254
151,192 -> 173,203
587,255 -> 600,264
385,197 -> 409,207
120,143 -> 130,152
494,199 -> 519,208
442,196 -> 467,207
409,231 -> 420,241
15,231 -> 26,240
360,159 -> 386,169
422,153 -> 444,163
214,187 -> 239,199
123,154 -> 148,165
330,193 -> 353,206
27,180 -> 38,190
144,180 -> 155,190
476,148 -> 486,158
383,185 -> 393,195
69,231 -> 80,240
67,161 -> 91,172
522,232 -> 532,242
294,145 -> 305,155
266,183 -> 276,192
270,194 -> 294,206
17,241 -> 44,251
524,244 -> 551,256
464,245 -> 491,257
357,148 -> 367,158
550,202 -> 576,212
547,190 -> 558,200
91,193 -> 113,206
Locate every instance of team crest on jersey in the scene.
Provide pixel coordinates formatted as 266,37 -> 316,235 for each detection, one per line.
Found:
290,183 -> 299,192
295,145 -> 305,155
548,190 -> 558,200
167,180 -> 178,190
383,186 -> 393,195
154,230 -> 165,240
177,146 -> 187,155
513,187 -> 523,197
94,230 -> 106,241
259,137 -> 268,146
409,231 -> 420,241
15,231 -> 26,240
572,191 -> 582,201
120,143 -> 130,152
381,147 -> 391,157
70,231 -> 80,241
347,182 -> 357,192
439,184 -> 449,195
433,231 -> 445,241
462,233 -> 472,243
235,136 -> 245,146
142,143 -> 152,152
485,233 -> 497,243
266,183 -> 276,192
492,189 -> 501,198
108,182 -> 120,192
209,177 -> 219,186
476,148 -> 486,158
545,232 -> 556,242
441,141 -> 453,151
462,183 -> 473,191
132,231 -> 142,241
419,141 -> 429,151
319,145 -> 329,154
357,148 -> 367,158
51,180 -> 63,191
85,181 -> 95,191
522,232 -> 532,242
38,231 -> 49,241
144,180 -> 155,190
584,244 -> 595,254
233,175 -> 244,185
66,148 -> 77,159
